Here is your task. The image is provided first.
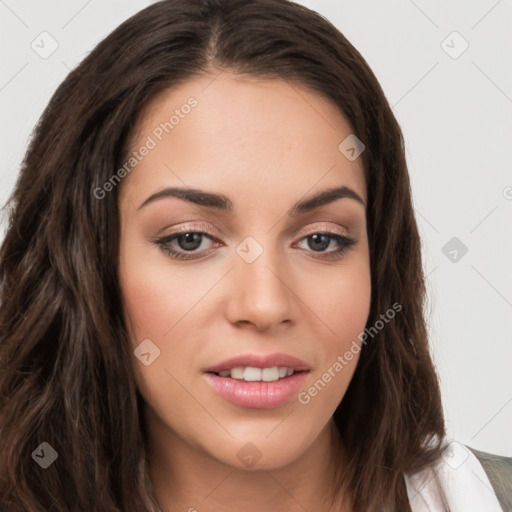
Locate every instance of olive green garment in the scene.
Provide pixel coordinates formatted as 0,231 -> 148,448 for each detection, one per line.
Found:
467,445 -> 512,512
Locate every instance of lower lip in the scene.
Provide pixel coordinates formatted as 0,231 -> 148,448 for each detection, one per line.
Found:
203,371 -> 309,409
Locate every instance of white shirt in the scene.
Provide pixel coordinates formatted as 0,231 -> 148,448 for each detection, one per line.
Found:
404,440 -> 504,511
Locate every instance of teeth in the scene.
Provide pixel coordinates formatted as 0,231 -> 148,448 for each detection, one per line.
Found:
216,366 -> 297,382
261,367 -> 279,382
230,367 -> 245,379
244,367 -> 263,381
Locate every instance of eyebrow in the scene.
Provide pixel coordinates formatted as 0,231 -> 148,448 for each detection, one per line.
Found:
138,185 -> 365,214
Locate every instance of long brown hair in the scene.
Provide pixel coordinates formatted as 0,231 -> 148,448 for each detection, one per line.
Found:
0,0 -> 447,510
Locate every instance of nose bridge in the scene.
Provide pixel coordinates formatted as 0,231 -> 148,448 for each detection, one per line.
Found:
227,233 -> 294,329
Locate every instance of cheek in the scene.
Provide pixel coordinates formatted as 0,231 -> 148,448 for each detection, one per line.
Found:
119,256 -> 199,425
118,238 -> 200,342
299,258 -> 371,406
118,241 -> 213,397
308,258 -> 372,349
120,269 -> 173,341
321,277 -> 370,333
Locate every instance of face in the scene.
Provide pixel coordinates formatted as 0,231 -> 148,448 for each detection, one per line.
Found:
118,71 -> 371,470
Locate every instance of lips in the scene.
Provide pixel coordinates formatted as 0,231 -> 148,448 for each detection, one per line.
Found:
203,352 -> 311,374
203,371 -> 310,409
202,352 -> 311,409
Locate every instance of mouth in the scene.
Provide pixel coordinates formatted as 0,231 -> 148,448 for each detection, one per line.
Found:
203,353 -> 311,409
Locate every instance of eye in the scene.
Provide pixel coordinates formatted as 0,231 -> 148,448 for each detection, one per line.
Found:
295,232 -> 356,260
154,230 -> 219,261
153,228 -> 356,261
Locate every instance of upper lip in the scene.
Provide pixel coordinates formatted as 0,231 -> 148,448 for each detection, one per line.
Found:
204,353 -> 311,373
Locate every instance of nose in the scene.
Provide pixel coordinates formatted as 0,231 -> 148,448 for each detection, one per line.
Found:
225,245 -> 296,332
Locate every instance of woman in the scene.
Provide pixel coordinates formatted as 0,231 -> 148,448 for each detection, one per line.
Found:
0,0 -> 510,511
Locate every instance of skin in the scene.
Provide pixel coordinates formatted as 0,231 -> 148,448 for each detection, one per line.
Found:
118,70 -> 371,512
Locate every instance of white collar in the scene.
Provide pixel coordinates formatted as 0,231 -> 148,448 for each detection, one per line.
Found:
404,440 -> 503,511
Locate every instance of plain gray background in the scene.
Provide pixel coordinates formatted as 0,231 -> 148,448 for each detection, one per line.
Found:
1,0 -> 511,456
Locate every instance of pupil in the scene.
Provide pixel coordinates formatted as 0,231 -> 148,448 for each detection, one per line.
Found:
309,234 -> 329,251
179,233 -> 202,251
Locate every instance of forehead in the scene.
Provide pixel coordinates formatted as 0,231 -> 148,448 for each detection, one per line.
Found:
120,71 -> 366,209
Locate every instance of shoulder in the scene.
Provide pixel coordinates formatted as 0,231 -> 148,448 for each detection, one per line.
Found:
466,444 -> 512,512
404,440 -> 510,511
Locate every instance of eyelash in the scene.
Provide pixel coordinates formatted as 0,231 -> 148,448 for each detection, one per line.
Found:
153,226 -> 356,262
